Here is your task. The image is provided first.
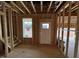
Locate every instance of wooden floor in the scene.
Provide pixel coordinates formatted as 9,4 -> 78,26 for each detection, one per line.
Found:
3,44 -> 66,58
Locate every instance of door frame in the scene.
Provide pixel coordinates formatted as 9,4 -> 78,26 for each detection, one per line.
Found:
39,19 -> 52,46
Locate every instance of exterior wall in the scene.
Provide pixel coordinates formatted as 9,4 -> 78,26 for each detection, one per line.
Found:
17,14 -> 57,46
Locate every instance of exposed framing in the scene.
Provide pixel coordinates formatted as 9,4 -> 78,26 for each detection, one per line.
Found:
47,1 -> 52,13
56,2 -> 69,13
55,1 -> 63,12
41,1 -> 43,12
66,2 -> 71,57
4,2 -> 18,13
59,6 -> 65,52
2,2 -> 9,57
11,1 -> 25,14
58,13 -> 61,48
0,15 -> 3,43
14,13 -> 20,46
20,1 -> 31,14
31,1 -> 36,13
61,7 -> 65,41
57,1 -> 79,58
8,8 -> 14,50
74,2 -> 79,57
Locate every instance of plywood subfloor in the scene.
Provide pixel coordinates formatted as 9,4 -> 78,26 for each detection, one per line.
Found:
6,44 -> 66,58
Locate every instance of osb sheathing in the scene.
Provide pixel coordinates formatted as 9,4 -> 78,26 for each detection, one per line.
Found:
17,14 -> 57,46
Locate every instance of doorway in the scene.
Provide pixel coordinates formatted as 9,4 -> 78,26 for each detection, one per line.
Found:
40,22 -> 51,44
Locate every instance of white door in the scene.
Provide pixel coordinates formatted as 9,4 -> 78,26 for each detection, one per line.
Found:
40,22 -> 51,44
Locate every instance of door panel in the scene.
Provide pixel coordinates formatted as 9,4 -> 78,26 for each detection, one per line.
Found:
40,22 -> 51,44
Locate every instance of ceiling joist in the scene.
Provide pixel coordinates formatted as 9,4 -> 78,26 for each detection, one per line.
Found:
55,1 -> 63,12
57,2 -> 69,14
31,1 -> 36,13
72,5 -> 78,10
71,2 -> 78,12
41,1 -> 43,12
4,2 -> 18,13
20,1 -> 31,14
11,1 -> 25,14
47,1 -> 53,13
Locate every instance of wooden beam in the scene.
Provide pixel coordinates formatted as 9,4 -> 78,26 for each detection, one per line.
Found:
41,1 -> 43,12
66,2 -> 71,57
20,1 -> 31,14
8,8 -> 14,50
72,5 -> 78,10
58,13 -> 61,48
30,1 -> 36,13
71,4 -> 78,12
57,2 -> 69,14
10,1 -> 25,14
0,16 -> 3,42
60,6 -> 65,52
74,2 -> 79,57
47,1 -> 53,13
60,2 -> 78,13
2,3 -> 9,57
58,2 -> 77,13
4,2 -> 18,13
62,7 -> 65,41
60,4 -> 69,12
16,14 -> 19,41
55,1 -> 63,12
60,3 -> 69,13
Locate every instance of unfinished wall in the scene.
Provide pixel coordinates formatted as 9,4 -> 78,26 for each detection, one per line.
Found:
17,14 -> 57,46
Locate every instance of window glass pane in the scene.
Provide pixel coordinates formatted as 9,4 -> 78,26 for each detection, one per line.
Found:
23,18 -> 32,38
42,23 -> 49,29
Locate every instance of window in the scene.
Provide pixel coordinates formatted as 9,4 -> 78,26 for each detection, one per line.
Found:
42,23 -> 49,29
23,18 -> 32,38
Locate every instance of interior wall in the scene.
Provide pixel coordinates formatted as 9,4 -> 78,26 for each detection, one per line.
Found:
57,16 -> 77,28
17,14 -> 57,46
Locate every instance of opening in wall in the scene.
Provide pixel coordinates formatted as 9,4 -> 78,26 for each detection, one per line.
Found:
23,18 -> 32,38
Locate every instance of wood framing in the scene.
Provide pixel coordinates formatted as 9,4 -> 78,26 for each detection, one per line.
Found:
74,2 -> 79,57
56,2 -> 69,13
10,1 -> 25,14
47,1 -> 52,13
60,6 -> 65,52
4,2 -> 18,13
0,16 -> 3,42
8,8 -> 14,50
55,1 -> 63,12
15,13 -> 20,45
2,2 -> 9,57
41,1 -> 43,12
30,1 -> 36,13
61,7 -> 65,41
58,13 -> 61,48
20,1 -> 31,14
66,2 -> 71,57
